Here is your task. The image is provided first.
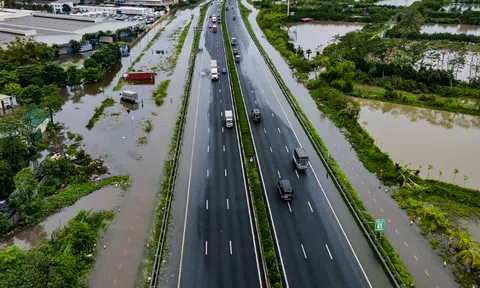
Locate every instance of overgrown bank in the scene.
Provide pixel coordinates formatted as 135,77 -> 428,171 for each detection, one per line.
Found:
139,3 -> 210,287
223,3 -> 280,287
0,210 -> 115,288
239,2 -> 414,287
86,98 -> 115,130
248,0 -> 480,286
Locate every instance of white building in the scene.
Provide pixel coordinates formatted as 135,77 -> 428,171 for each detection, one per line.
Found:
72,5 -> 154,15
0,94 -> 17,109
50,0 -> 74,14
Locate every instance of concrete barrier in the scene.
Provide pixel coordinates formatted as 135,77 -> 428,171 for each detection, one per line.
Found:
0,26 -> 36,36
32,12 -> 101,23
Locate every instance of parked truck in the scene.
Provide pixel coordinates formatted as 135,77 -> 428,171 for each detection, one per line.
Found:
120,90 -> 138,102
225,110 -> 233,127
210,60 -> 219,81
126,72 -> 155,81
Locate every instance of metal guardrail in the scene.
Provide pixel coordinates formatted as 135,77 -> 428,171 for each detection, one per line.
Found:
239,6 -> 407,288
148,27 -> 202,288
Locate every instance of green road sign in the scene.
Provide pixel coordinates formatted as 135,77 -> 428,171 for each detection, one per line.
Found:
375,219 -> 385,232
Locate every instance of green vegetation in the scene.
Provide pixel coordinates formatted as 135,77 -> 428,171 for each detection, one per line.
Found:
240,2 -> 414,286
128,52 -> 145,72
144,119 -> 153,133
86,98 -> 115,130
139,3 -> 210,287
223,4 -> 281,287
137,136 -> 147,145
0,209 -> 114,288
153,80 -> 171,106
166,20 -> 193,75
144,27 -> 166,51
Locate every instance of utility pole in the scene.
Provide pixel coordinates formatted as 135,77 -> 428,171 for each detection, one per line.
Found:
287,0 -> 290,16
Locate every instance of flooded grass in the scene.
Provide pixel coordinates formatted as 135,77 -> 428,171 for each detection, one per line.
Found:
113,77 -> 125,91
144,27 -> 167,51
137,136 -> 147,145
144,119 -> 153,133
164,20 -> 193,75
86,98 -> 115,130
153,79 -> 171,106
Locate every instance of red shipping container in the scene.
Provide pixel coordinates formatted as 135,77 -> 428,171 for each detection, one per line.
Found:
126,72 -> 155,81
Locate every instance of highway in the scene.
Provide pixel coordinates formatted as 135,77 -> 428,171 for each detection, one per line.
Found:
225,1 -> 389,287
176,3 -> 262,288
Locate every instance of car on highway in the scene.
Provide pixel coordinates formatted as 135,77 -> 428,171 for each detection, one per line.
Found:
251,109 -> 261,122
209,24 -> 212,28
222,67 -> 227,74
293,147 -> 309,170
278,180 -> 293,201
226,6 -> 229,10
233,15 -> 236,20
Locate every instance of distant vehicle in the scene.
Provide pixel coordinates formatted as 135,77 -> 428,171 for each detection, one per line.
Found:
251,109 -> 261,122
233,48 -> 239,55
278,180 -> 293,201
126,72 -> 155,81
233,16 -> 236,20
212,16 -> 217,23
231,37 -> 237,46
209,24 -> 212,28
235,54 -> 241,63
225,110 -> 234,127
222,67 -> 227,74
213,24 -> 217,33
210,60 -> 219,81
120,90 -> 138,102
293,147 -> 309,170
226,6 -> 229,10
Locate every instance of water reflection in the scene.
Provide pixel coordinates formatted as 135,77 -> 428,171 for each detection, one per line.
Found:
421,24 -> 480,36
353,97 -> 480,189
284,21 -> 365,54
375,0 -> 418,6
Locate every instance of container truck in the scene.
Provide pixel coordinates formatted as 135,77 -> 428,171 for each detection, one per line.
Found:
126,72 -> 155,81
225,110 -> 233,128
210,60 -> 219,81
120,90 -> 138,102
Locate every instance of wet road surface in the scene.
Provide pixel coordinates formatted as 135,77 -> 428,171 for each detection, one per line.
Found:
240,0 -> 458,287
163,3 -> 262,288
226,0 -> 392,287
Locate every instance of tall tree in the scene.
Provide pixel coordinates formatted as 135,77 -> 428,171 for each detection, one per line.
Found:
19,84 -> 44,106
0,212 -> 9,236
0,70 -> 18,91
16,65 -> 43,87
2,37 -> 54,66
66,66 -> 83,85
2,83 -> 23,98
0,161 -> 15,199
12,167 -> 38,207
40,85 -> 63,123
62,3 -> 71,13
0,137 -> 30,173
42,63 -> 68,87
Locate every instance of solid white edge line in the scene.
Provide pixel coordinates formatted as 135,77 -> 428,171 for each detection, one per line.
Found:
227,198 -> 230,209
255,31 -> 373,288
177,9 -> 206,288
295,170 -> 299,179
277,171 -> 281,179
225,8 -> 283,287
223,11 -> 263,287
325,244 -> 333,259
301,244 -> 307,259
206,200 -> 208,210
229,240 -> 233,255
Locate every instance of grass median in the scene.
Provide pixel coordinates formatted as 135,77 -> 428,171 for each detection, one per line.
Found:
138,3 -> 210,287
222,3 -> 281,287
86,98 -> 115,130
238,2 -> 414,287
153,79 -> 171,106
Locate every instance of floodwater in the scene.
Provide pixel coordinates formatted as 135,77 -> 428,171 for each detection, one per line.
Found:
421,24 -> 480,36
353,97 -> 480,190
0,186 -> 122,250
375,0 -> 418,6
419,49 -> 480,82
443,4 -> 480,12
284,21 -> 365,54
0,7 -> 197,288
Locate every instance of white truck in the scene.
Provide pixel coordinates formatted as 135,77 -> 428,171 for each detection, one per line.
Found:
225,110 -> 233,127
231,37 -> 237,46
212,16 -> 217,23
120,90 -> 138,102
210,60 -> 219,81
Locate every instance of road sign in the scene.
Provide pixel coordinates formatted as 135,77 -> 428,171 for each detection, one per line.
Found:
375,219 -> 385,232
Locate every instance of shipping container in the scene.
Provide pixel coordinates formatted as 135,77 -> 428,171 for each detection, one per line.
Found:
126,72 -> 155,81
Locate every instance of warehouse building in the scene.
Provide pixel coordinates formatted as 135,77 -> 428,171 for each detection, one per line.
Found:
72,5 -> 154,15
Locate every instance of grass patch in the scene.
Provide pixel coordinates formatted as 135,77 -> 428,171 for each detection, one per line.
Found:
166,19 -> 193,74
113,77 -> 125,91
144,119 -> 153,133
153,79 -> 171,106
223,4 -> 281,286
0,210 -> 115,287
86,98 -> 115,130
351,84 -> 480,117
238,2 -> 415,287
137,136 -> 147,145
144,27 -> 166,51
151,111 -> 158,116
110,112 -> 121,117
128,52 -> 145,72
139,3 -> 210,287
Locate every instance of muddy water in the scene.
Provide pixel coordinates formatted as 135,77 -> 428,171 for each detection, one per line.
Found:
0,186 -> 122,250
353,97 -> 480,189
375,0 -> 417,6
444,4 -> 480,12
285,21 -> 365,54
421,24 -> 480,36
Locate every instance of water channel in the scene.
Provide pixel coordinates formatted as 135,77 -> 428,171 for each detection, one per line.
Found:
353,97 -> 480,190
375,0 -> 418,6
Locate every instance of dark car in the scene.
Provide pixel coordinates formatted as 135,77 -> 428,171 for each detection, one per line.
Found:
277,180 -> 293,201
251,109 -> 261,122
233,16 -> 236,20
222,67 -> 227,74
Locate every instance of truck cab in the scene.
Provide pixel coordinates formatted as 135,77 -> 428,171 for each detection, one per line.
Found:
293,147 -> 309,170
278,180 -> 293,201
251,109 -> 261,122
225,110 -> 233,127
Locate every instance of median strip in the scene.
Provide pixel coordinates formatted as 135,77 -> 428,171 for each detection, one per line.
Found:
237,2 -> 414,287
222,3 -> 281,287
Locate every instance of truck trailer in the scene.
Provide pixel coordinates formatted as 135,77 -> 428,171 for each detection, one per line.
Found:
126,72 -> 155,81
120,90 -> 138,102
210,60 -> 219,81
225,110 -> 233,128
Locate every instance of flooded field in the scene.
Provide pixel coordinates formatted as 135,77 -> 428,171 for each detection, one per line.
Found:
421,23 -> 480,36
353,97 -> 480,190
375,0 -> 418,6
284,21 -> 365,54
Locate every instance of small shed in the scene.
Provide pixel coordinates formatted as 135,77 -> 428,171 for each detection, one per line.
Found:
0,94 -> 17,109
23,108 -> 50,141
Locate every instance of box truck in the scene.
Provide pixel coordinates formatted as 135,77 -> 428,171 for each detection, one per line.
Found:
210,60 -> 219,81
225,110 -> 233,128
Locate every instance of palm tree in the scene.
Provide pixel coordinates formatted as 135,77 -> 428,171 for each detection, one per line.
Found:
453,168 -> 459,183
427,164 -> 433,179
438,170 -> 443,181
306,49 -> 312,60
456,245 -> 480,268
464,175 -> 469,187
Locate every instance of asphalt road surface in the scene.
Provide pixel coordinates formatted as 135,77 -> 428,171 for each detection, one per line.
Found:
225,1 -> 391,287
176,4 -> 262,288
